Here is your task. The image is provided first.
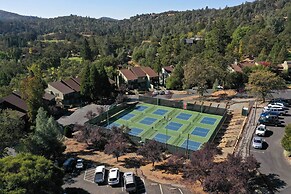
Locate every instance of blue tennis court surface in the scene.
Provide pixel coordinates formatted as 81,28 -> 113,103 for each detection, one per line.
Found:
140,117 -> 157,125
153,109 -> 168,115
106,122 -> 120,129
201,117 -> 217,125
176,113 -> 192,120
191,127 -> 210,137
181,140 -> 201,151
165,122 -> 183,131
135,105 -> 148,111
129,128 -> 143,136
153,133 -> 171,143
120,113 -> 135,120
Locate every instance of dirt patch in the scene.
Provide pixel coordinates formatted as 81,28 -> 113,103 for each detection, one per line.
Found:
211,89 -> 237,97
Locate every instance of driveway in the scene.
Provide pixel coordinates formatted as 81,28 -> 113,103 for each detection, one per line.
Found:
250,107 -> 291,193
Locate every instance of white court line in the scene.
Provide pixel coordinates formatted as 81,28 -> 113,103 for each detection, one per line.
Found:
159,184 -> 164,194
178,188 -> 184,194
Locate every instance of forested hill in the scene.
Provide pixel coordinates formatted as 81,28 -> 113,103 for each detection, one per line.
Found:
0,0 -> 290,95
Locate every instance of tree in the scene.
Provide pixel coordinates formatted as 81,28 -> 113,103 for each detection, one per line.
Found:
248,69 -> 286,102
89,64 -> 101,101
80,63 -> 91,100
184,57 -> 213,96
81,38 -> 93,61
0,109 -> 25,156
104,127 -> 129,162
137,140 -> 164,167
166,63 -> 184,90
21,107 -> 65,160
20,68 -> 45,122
97,65 -> 112,99
165,152 -> 185,174
0,153 -> 63,194
282,124 -> 291,152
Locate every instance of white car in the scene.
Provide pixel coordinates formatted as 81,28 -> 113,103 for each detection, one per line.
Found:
252,137 -> 263,149
267,103 -> 285,109
94,165 -> 105,184
255,124 -> 267,136
108,168 -> 120,186
75,159 -> 84,170
124,172 -> 136,192
263,107 -> 287,115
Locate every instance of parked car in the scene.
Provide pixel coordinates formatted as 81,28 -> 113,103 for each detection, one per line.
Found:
108,168 -> 120,186
75,158 -> 84,170
270,98 -> 289,106
258,116 -> 281,126
267,103 -> 286,109
94,165 -> 106,184
252,137 -> 263,149
255,124 -> 267,136
263,107 -> 287,116
260,111 -> 280,118
124,172 -> 137,193
63,158 -> 76,172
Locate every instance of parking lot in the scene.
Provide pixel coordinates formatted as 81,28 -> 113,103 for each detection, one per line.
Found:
250,102 -> 291,193
63,167 -> 191,194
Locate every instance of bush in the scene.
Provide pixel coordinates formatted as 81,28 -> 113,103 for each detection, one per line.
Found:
64,126 -> 73,138
282,124 -> 291,152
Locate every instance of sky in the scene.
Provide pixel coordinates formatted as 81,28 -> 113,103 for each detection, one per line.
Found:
1,0 -> 255,20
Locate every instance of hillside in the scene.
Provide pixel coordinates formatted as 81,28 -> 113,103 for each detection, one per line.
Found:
0,10 -> 39,21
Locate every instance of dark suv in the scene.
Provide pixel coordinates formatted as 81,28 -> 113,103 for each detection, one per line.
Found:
258,116 -> 281,126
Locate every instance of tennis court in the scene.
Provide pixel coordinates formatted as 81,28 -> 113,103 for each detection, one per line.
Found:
165,122 -> 183,131
129,128 -> 143,136
200,117 -> 217,125
139,117 -> 157,125
153,109 -> 168,116
103,102 -> 223,152
153,133 -> 171,143
176,113 -> 192,120
120,113 -> 135,120
191,127 -> 210,137
181,140 -> 201,151
135,105 -> 148,111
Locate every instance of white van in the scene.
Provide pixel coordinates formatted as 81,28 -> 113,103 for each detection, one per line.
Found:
108,168 -> 120,186
124,172 -> 136,193
263,107 -> 287,115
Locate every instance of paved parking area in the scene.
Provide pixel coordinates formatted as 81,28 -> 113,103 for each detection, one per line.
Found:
250,106 -> 291,193
63,167 -> 191,194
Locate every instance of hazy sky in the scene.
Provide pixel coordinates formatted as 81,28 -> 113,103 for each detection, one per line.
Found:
1,0 -> 254,20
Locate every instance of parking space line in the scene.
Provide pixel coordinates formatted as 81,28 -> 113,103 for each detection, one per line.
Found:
84,168 -> 95,183
159,184 -> 164,194
178,188 -> 184,194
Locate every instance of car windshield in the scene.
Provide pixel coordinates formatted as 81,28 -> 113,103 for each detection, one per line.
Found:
95,172 -> 103,180
109,178 -> 117,181
254,139 -> 262,143
257,127 -> 264,131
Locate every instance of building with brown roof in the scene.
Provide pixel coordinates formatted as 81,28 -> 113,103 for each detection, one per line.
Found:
117,66 -> 159,90
1,93 -> 28,113
47,79 -> 80,106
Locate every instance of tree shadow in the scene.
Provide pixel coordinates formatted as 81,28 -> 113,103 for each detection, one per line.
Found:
264,173 -> 287,192
121,157 -> 147,168
64,187 -> 91,194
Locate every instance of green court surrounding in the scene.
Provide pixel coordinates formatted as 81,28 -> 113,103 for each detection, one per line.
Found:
105,103 -> 222,151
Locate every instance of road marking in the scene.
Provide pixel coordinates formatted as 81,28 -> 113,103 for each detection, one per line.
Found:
83,168 -> 95,183
141,178 -> 147,194
178,188 -> 184,194
151,183 -> 158,186
159,184 -> 164,194
250,150 -> 265,154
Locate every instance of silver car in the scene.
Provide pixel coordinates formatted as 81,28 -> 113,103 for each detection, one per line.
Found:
252,137 -> 263,149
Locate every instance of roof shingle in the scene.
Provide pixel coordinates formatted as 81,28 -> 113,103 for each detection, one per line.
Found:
141,67 -> 158,78
49,81 -> 75,95
3,94 -> 28,112
62,78 -> 81,92
131,67 -> 146,78
119,69 -> 138,81
163,66 -> 174,73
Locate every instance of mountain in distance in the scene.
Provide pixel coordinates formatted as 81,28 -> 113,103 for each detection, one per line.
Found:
0,10 -> 40,21
98,17 -> 118,21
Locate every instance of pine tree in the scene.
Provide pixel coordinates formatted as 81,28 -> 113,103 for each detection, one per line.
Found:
81,38 -> 93,61
80,63 -> 91,100
89,64 -> 101,101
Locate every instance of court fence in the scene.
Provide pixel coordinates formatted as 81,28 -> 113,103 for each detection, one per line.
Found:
139,96 -> 227,116
86,102 -> 137,126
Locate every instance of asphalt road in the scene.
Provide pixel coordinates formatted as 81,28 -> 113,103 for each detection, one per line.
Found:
250,107 -> 291,193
